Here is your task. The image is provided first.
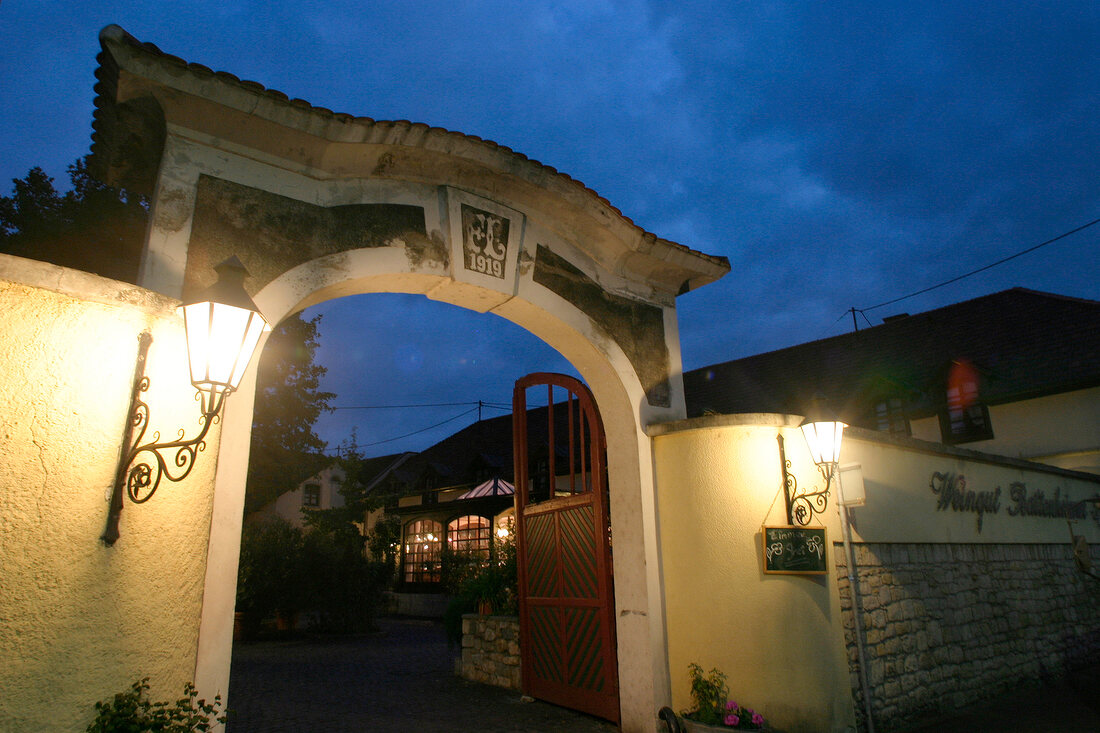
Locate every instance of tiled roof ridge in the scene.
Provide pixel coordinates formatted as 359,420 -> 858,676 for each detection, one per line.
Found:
689,286 -> 1100,373
94,24 -> 728,271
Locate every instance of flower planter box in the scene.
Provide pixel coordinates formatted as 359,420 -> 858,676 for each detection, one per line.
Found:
681,720 -> 769,733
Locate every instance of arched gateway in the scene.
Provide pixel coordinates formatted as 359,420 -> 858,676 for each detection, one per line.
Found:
92,25 -> 728,731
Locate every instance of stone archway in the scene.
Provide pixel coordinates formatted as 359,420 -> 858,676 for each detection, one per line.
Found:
92,24 -> 728,732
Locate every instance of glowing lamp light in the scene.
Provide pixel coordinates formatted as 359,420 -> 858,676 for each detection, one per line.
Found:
800,419 -> 846,468
799,394 -> 846,469
101,255 -> 269,546
182,256 -> 270,417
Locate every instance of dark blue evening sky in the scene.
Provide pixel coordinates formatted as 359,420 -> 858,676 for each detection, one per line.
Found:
2,2 -> 1097,455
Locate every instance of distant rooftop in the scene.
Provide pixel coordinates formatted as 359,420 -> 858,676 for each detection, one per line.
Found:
684,288 -> 1100,426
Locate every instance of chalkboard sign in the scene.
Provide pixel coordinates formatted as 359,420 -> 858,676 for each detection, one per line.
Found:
762,525 -> 828,575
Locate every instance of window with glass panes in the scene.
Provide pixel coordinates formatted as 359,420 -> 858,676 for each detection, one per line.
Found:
403,519 -> 443,583
302,483 -> 320,507
447,515 -> 490,559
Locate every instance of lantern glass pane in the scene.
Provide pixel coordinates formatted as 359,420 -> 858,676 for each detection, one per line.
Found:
183,301 -> 268,394
801,421 -> 846,466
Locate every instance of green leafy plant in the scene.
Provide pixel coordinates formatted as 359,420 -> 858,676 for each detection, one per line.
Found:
236,516 -> 305,637
443,529 -> 518,644
86,678 -> 226,732
684,663 -> 766,729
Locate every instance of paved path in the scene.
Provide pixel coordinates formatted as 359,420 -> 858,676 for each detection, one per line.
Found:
229,617 -> 1100,732
226,618 -> 618,732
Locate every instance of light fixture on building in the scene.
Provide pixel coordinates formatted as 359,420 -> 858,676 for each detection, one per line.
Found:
102,256 -> 269,546
779,395 -> 847,526
801,413 -> 846,479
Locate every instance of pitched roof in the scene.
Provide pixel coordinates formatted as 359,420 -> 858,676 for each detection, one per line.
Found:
684,288 -> 1100,425
90,25 -> 729,296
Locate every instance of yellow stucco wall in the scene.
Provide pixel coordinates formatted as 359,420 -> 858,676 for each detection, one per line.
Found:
908,386 -> 1100,474
0,256 -> 218,731
652,415 -> 857,733
651,414 -> 1100,733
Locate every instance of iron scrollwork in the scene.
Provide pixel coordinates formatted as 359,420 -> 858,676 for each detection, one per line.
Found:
101,332 -> 219,546
778,433 -> 832,526
121,376 -> 215,504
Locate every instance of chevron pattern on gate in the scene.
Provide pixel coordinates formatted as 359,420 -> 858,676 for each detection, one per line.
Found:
528,605 -> 564,683
524,512 -> 559,598
565,606 -> 606,691
560,505 -> 597,599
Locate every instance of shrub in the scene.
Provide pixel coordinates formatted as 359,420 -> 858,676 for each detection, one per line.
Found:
86,678 -> 226,732
236,517 -> 305,634
443,532 -> 518,644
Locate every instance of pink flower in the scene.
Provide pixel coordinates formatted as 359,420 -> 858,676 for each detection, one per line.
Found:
725,714 -> 740,727
726,700 -> 738,710
752,712 -> 765,725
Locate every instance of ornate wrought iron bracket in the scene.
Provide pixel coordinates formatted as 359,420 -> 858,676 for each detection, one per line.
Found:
778,433 -> 833,526
101,332 -> 219,546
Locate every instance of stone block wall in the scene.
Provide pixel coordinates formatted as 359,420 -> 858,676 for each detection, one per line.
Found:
835,542 -> 1100,732
459,614 -> 521,690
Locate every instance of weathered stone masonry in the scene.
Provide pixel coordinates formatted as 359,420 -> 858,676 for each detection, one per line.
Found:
460,615 -> 522,691
835,542 -> 1100,732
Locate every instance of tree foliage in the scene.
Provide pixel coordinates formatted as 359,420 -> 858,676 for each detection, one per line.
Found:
245,312 -> 336,513
0,157 -> 147,283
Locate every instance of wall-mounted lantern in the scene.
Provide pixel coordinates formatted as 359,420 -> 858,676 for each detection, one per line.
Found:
101,256 -> 269,546
778,396 -> 848,526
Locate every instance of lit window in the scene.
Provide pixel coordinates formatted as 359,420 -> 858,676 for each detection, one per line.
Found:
939,382 -> 993,444
302,483 -> 320,507
447,515 -> 490,559
403,519 -> 443,583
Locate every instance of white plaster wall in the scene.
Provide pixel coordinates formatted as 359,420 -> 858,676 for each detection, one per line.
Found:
271,465 -> 346,529
0,256 -> 217,731
840,431 -> 1100,545
908,386 -> 1100,473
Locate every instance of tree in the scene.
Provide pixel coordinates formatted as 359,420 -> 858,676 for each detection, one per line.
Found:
0,157 -> 147,283
245,312 -> 336,513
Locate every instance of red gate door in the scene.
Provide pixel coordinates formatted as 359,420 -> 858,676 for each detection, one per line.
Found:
513,373 -> 619,724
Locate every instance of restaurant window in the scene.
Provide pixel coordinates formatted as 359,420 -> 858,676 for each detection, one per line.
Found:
447,515 -> 490,559
302,483 -> 320,507
403,519 -> 443,583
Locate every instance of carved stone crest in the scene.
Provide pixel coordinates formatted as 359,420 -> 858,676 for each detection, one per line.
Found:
461,204 -> 509,280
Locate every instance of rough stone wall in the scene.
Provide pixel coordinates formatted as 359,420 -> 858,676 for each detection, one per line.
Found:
835,542 -> 1100,732
460,615 -> 521,691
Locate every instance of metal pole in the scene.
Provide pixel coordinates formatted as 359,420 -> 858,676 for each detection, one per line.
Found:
837,469 -> 876,733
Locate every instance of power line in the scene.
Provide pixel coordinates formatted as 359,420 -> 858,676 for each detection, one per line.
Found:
331,400 -> 510,411
325,405 -> 483,454
857,216 -> 1100,314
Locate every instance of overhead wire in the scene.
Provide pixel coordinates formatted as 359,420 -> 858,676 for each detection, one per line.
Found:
322,400 -> 512,455
853,216 -> 1100,316
331,400 -> 510,411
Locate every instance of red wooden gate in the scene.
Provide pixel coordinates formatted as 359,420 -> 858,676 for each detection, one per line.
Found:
513,373 -> 619,724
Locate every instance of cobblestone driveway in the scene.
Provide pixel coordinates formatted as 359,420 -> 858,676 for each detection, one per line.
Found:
227,618 -> 619,732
